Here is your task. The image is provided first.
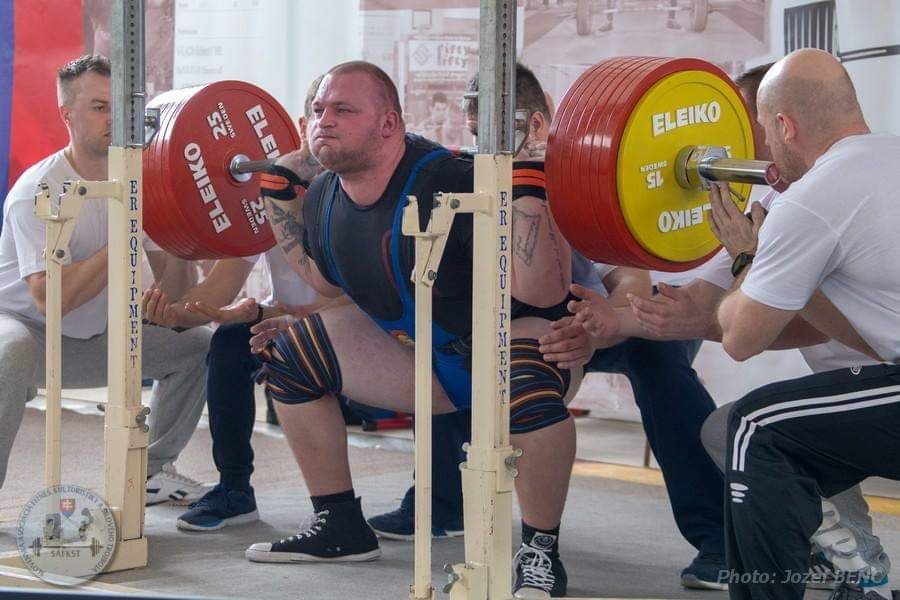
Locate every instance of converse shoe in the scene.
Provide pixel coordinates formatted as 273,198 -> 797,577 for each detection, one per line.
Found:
513,534 -> 568,599
245,497 -> 381,563
176,485 -> 259,531
146,463 -> 212,506
680,551 -> 728,591
367,488 -> 464,541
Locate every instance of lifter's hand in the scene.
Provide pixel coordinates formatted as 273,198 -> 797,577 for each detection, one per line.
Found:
628,282 -> 714,340
273,127 -> 322,184
185,297 -> 259,325
249,315 -> 297,354
538,316 -> 594,369
708,183 -> 766,258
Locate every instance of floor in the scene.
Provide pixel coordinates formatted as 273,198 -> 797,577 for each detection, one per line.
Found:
2,392 -> 900,599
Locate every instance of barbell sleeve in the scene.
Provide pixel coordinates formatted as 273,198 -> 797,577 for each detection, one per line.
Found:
675,145 -> 780,191
230,156 -> 276,175
698,157 -> 779,186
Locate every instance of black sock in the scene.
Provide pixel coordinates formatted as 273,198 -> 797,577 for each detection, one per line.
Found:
522,521 -> 560,554
311,489 -> 355,512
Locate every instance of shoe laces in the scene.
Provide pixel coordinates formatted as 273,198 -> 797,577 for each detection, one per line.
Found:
280,510 -> 330,544
514,543 -> 556,592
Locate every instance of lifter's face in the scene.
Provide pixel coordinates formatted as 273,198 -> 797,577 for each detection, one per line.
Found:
308,72 -> 389,175
60,72 -> 111,159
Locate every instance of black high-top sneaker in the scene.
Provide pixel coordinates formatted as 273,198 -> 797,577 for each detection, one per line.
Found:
513,532 -> 568,599
245,497 -> 380,563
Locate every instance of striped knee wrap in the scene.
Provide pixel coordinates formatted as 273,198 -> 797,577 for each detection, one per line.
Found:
256,313 -> 342,405
509,339 -> 571,434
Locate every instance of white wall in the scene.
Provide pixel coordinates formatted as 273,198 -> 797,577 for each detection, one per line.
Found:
758,0 -> 900,134
171,0 -> 363,119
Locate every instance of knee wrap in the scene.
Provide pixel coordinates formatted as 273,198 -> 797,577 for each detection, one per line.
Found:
256,314 -> 342,405
509,339 -> 571,434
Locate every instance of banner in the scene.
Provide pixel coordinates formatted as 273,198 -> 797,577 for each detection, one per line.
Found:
0,0 -> 83,230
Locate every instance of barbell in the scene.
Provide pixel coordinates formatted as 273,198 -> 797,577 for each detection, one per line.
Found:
139,58 -> 776,269
546,56 -> 776,271
143,80 -> 298,259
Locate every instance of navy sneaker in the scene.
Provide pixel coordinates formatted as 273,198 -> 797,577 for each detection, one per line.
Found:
176,484 -> 259,532
367,487 -> 463,541
681,551 -> 728,591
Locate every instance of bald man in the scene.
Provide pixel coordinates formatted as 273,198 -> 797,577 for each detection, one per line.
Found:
710,49 -> 900,600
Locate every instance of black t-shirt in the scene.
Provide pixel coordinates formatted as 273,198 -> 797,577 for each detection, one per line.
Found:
302,134 -> 475,337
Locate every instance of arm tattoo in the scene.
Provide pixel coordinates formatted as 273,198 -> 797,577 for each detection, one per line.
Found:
268,202 -> 309,266
541,201 -> 568,292
513,205 -> 540,266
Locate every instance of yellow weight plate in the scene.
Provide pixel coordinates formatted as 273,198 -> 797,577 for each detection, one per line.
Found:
616,69 -> 754,263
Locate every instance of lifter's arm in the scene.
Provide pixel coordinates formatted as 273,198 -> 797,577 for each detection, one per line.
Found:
25,246 -> 108,316
510,194 -> 571,307
261,152 -> 342,298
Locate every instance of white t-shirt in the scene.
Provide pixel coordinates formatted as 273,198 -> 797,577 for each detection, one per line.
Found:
571,250 -> 615,296
0,150 -> 159,338
242,248 -> 318,306
694,187 -> 874,373
741,133 -> 900,362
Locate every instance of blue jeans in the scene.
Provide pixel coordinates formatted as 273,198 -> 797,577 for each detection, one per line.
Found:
585,337 -> 724,556
206,323 -> 258,491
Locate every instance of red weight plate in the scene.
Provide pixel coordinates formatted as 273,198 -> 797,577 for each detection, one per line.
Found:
581,57 -> 665,266
548,57 -> 663,266
587,57 -> 668,268
163,81 -> 299,259
145,88 -> 198,257
568,60 -> 635,265
548,62 -> 617,262
157,90 -> 210,258
143,81 -> 300,259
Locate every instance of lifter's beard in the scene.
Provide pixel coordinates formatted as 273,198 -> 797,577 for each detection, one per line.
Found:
314,132 -> 383,177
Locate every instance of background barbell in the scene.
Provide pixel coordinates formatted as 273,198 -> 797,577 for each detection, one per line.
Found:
137,58 -> 775,267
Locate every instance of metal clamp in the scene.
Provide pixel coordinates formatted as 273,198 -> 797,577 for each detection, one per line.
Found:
505,447 -> 524,478
135,406 -> 151,433
442,563 -> 460,594
144,107 -> 160,147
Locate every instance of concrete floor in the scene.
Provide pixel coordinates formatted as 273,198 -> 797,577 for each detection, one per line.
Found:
3,404 -> 900,599
10,466 -> 900,600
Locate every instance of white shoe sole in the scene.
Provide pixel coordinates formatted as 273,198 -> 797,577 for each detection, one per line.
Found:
176,510 -> 260,532
681,575 -> 729,591
372,529 -> 464,541
245,547 -> 382,563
